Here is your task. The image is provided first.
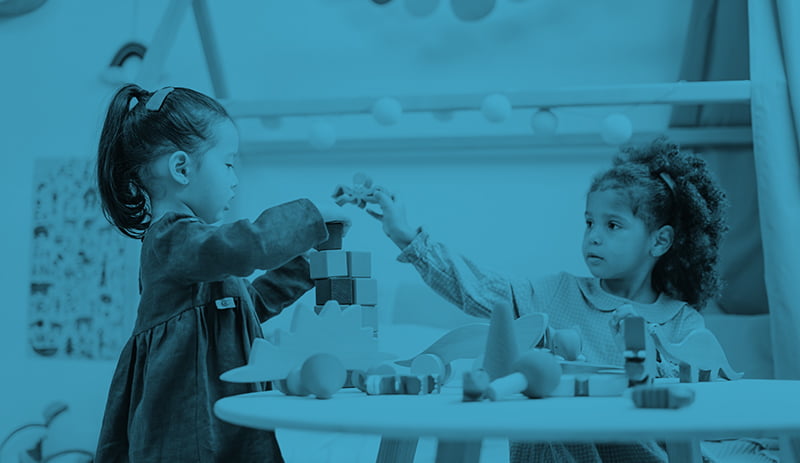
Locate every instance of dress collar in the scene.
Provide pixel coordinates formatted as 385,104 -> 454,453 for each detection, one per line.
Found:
575,277 -> 686,324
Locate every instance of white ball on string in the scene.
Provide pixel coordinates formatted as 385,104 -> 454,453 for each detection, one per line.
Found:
530,108 -> 558,135
601,113 -> 633,145
451,0 -> 496,21
372,97 -> 403,126
405,0 -> 440,17
481,93 -> 512,123
308,121 -> 336,150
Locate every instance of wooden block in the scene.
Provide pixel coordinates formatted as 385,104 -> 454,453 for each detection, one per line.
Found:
631,385 -> 696,409
310,250 -> 348,279
318,221 -> 344,250
353,278 -> 378,305
315,278 -> 354,305
364,374 -> 438,395
347,251 -> 372,277
402,375 -> 437,395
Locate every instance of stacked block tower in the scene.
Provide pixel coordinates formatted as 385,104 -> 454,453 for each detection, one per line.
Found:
310,221 -> 379,337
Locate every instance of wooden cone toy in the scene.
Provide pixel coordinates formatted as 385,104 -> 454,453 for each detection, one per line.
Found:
487,350 -> 562,400
482,298 -> 519,381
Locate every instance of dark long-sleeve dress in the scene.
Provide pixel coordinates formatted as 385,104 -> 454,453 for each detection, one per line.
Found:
95,199 -> 328,462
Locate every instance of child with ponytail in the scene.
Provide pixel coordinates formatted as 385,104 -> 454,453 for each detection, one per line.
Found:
94,84 -> 345,462
361,138 -> 729,462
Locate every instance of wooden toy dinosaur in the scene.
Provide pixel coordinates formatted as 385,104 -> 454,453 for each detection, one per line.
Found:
649,325 -> 744,381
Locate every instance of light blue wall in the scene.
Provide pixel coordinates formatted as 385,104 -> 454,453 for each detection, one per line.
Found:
0,0 -> 689,455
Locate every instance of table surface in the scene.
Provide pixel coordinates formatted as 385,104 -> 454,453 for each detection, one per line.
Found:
215,379 -> 800,443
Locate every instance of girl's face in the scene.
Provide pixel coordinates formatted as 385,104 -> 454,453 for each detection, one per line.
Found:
184,119 -> 240,223
582,189 -> 654,281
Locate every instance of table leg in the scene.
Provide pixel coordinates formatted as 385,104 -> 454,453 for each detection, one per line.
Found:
376,438 -> 418,463
435,439 -> 482,463
665,439 -> 701,463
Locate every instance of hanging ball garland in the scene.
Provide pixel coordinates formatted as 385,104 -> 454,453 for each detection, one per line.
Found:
308,120 -> 337,150
530,108 -> 558,135
601,113 -> 633,145
451,0 -> 496,21
405,0 -> 440,17
372,97 -> 403,126
481,93 -> 512,123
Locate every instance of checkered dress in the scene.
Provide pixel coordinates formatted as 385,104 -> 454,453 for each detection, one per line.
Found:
397,231 -> 708,463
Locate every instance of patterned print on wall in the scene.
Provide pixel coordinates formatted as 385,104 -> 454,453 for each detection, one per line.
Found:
29,157 -> 137,359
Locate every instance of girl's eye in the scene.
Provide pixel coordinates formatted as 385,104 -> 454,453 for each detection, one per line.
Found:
608,222 -> 620,230
226,163 -> 234,168
585,220 -> 593,228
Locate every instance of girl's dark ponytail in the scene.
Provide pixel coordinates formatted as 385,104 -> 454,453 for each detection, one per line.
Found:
96,83 -> 230,239
97,84 -> 151,239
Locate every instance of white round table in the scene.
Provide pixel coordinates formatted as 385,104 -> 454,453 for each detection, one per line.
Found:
215,379 -> 800,462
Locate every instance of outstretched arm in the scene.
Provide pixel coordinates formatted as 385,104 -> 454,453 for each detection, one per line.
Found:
363,188 -> 517,319
248,256 -> 314,323
149,199 -> 328,283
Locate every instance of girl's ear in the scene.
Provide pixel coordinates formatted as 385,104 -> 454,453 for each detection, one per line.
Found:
650,225 -> 674,258
168,151 -> 191,185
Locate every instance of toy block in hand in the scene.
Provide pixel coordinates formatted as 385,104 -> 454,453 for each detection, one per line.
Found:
310,251 -> 349,279
353,278 -> 378,306
332,172 -> 376,208
317,221 -> 345,251
347,251 -> 371,277
315,278 -> 354,305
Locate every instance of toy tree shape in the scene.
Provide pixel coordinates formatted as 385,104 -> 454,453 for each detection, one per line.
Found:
482,297 -> 519,381
487,350 -> 562,400
650,326 -> 744,380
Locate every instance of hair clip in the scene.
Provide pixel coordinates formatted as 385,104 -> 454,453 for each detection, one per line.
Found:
146,87 -> 174,111
659,172 -> 677,195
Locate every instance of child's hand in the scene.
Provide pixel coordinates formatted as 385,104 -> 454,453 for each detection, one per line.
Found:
314,203 -> 353,237
366,187 -> 419,249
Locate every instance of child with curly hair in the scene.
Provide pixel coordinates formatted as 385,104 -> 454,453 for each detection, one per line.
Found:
361,138 -> 729,462
94,84 -> 346,462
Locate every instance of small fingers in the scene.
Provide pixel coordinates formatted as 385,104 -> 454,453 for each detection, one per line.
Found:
365,209 -> 384,221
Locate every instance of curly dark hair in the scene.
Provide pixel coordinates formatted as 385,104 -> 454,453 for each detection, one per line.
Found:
588,138 -> 729,309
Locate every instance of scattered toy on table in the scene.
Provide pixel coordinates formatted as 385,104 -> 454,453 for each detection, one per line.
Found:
395,312 -> 548,378
273,365 -> 310,397
630,384 -> 696,409
649,325 -> 743,382
462,369 -> 491,402
483,298 -> 519,381
352,373 -> 440,395
219,301 -> 394,385
622,315 -> 655,386
550,372 -> 628,397
301,353 -> 347,399
545,326 -> 585,361
410,352 -> 453,384
486,350 -> 563,401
